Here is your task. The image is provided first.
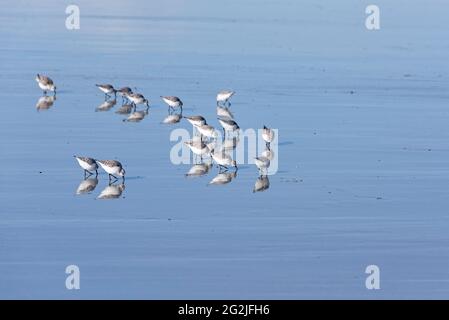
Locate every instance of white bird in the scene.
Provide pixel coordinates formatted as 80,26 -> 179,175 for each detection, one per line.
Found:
74,156 -> 98,177
210,149 -> 237,170
196,124 -> 218,139
161,96 -> 183,110
127,93 -> 149,107
184,115 -> 206,127
96,159 -> 126,181
184,141 -> 210,156
262,125 -> 275,147
218,118 -> 239,133
96,84 -> 116,99
216,90 -> 235,105
254,156 -> 270,171
36,74 -> 56,95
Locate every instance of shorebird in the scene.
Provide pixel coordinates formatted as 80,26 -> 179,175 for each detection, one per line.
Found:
97,183 -> 125,199
127,93 -> 149,108
184,115 -> 206,127
96,159 -> 126,181
161,96 -> 183,110
76,177 -> 99,195
196,124 -> 218,139
254,156 -> 270,172
218,117 -> 239,135
184,141 -> 210,156
96,84 -> 116,99
74,156 -> 98,177
116,87 -> 133,102
253,175 -> 270,193
217,106 -> 234,119
210,149 -> 238,170
36,95 -> 56,111
216,90 -> 234,105
35,74 -> 56,95
262,125 -> 275,148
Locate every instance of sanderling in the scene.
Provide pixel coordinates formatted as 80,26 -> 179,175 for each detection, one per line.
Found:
262,125 -> 275,148
96,99 -> 117,112
96,84 -> 116,99
74,155 -> 98,177
115,104 -> 134,115
184,141 -> 210,156
116,87 -> 133,102
128,93 -> 149,108
218,117 -> 239,134
35,74 -> 56,95
36,95 -> 56,111
96,159 -> 126,181
97,183 -> 125,199
208,171 -> 237,185
185,162 -> 212,177
217,106 -> 234,119
254,156 -> 270,172
210,149 -> 238,170
161,96 -> 183,110
184,115 -> 206,127
216,90 -> 234,105
76,177 -> 99,195
163,114 -> 182,124
196,124 -> 218,139
253,175 -> 270,193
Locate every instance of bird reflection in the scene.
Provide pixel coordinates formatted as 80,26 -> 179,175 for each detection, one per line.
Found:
76,177 -> 99,195
115,104 -> 134,115
253,175 -> 270,193
96,99 -> 117,112
36,95 -> 56,111
97,182 -> 125,199
208,170 -> 237,186
261,147 -> 274,161
162,113 -> 182,124
221,136 -> 240,152
185,162 -> 212,177
123,106 -> 149,122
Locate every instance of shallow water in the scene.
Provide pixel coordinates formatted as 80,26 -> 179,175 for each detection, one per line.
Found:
1,0 -> 449,298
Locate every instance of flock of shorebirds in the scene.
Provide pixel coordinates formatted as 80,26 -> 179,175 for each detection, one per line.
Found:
35,73 -> 275,193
